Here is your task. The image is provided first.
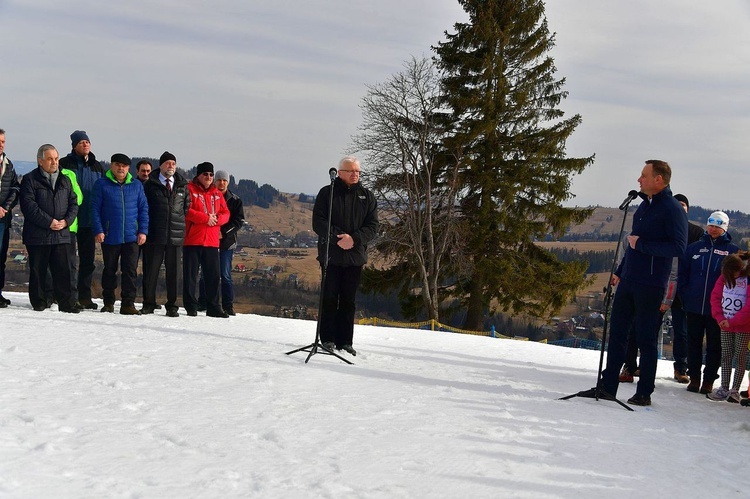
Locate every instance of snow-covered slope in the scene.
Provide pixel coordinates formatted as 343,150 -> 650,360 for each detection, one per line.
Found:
1,291 -> 747,498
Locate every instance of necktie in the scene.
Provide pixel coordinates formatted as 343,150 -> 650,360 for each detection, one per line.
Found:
166,178 -> 172,193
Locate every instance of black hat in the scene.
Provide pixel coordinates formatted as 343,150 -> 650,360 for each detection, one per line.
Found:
70,130 -> 90,148
159,151 -> 176,165
674,193 -> 689,211
110,153 -> 131,166
196,162 -> 214,175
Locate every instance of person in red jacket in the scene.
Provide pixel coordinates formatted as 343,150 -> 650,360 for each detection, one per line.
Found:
183,162 -> 229,318
708,252 -> 750,403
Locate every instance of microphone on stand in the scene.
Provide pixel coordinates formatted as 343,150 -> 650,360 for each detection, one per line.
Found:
329,168 -> 338,182
619,190 -> 640,211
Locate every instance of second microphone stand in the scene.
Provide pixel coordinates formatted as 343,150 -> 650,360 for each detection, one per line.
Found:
560,194 -> 638,411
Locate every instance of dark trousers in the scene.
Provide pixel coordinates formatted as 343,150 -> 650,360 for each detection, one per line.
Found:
671,300 -> 689,373
199,249 -> 234,309
686,311 -> 722,382
320,264 -> 362,347
183,245 -> 221,314
44,236 -> 77,302
142,243 -> 181,312
0,221 -> 8,291
27,243 -> 74,310
101,242 -> 139,306
601,279 -> 664,397
623,323 -> 639,374
76,227 -> 96,301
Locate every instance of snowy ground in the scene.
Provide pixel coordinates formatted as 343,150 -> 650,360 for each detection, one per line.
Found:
1,290 -> 747,498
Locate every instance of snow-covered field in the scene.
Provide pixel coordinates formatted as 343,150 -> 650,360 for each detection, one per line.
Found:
1,290 -> 747,498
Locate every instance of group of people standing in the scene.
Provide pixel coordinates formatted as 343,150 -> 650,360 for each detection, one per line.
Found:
0,129 -> 245,318
585,159 -> 750,407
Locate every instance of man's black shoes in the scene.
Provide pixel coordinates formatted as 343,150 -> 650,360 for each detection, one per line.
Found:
79,299 -> 99,310
120,305 -> 141,315
341,345 -> 357,356
627,393 -> 651,406
576,387 -> 616,401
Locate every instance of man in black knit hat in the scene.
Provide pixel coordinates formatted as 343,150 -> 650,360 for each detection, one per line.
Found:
59,130 -> 104,309
141,151 -> 190,317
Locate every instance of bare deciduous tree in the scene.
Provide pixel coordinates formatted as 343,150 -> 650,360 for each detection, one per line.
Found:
350,57 -> 464,321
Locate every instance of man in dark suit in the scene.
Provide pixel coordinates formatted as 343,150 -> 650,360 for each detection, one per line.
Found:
141,151 -> 189,317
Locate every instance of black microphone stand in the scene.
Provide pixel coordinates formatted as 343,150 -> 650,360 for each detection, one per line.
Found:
286,170 -> 353,365
560,196 -> 638,411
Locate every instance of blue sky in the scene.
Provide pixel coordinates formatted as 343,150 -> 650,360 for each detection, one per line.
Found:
2,0 -> 749,210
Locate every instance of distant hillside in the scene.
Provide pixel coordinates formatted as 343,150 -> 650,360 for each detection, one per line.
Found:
10,160 -> 36,175
561,206 -> 750,242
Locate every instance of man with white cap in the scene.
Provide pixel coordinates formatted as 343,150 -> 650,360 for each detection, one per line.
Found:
678,210 -> 739,394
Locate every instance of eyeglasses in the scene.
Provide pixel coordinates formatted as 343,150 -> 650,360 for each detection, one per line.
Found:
707,217 -> 726,227
339,170 -> 361,175
201,172 -> 214,177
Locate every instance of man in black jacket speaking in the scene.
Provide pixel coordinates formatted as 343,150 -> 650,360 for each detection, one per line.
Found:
312,156 -> 378,356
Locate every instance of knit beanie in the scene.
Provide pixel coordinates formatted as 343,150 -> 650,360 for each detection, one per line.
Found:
159,151 -> 176,165
196,162 -> 214,175
673,194 -> 689,212
214,170 -> 229,181
70,130 -> 90,148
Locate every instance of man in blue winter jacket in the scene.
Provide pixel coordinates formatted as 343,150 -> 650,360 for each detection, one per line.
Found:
91,154 -> 148,315
597,160 -> 688,406
59,130 -> 104,309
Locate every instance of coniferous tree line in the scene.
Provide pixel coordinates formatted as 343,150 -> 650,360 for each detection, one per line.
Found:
124,158 -> 287,208
546,248 -> 616,273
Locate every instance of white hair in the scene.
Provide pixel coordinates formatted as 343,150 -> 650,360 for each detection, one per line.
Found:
338,156 -> 360,169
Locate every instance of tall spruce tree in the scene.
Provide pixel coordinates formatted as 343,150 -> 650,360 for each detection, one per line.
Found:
434,0 -> 595,330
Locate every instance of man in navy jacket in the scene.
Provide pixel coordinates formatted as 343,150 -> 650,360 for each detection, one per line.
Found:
599,160 -> 688,406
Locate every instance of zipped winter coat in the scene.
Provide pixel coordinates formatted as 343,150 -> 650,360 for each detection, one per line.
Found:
614,186 -> 687,289
0,154 -> 20,224
184,180 -> 229,248
59,151 -> 104,228
19,167 -> 78,245
142,170 -> 190,246
710,275 -> 750,333
678,231 -> 739,316
90,169 -> 149,245
219,189 -> 244,251
313,177 -> 378,267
